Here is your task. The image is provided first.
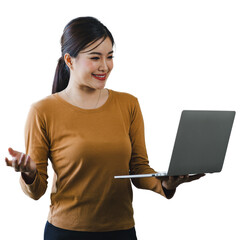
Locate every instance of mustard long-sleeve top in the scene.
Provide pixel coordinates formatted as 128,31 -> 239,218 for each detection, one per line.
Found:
20,89 -> 166,232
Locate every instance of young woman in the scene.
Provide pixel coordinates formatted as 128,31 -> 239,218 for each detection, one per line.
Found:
5,16 -> 204,240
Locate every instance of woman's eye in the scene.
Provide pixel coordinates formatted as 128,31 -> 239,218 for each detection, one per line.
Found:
90,57 -> 100,60
90,56 -> 114,60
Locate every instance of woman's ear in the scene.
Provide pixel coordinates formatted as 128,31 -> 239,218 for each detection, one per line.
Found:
64,53 -> 73,70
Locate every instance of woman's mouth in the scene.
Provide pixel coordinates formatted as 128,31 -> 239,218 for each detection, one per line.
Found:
92,74 -> 107,81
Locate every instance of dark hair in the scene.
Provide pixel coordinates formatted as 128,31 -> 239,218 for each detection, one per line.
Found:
52,17 -> 115,94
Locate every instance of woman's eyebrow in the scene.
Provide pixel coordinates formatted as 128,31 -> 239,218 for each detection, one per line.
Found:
88,50 -> 114,55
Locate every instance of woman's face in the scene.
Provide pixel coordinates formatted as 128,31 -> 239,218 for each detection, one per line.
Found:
66,37 -> 114,90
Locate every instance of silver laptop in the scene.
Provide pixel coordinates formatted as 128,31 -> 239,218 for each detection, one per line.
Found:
114,110 -> 235,179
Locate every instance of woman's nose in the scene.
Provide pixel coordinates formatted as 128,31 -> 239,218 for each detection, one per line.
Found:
99,59 -> 109,72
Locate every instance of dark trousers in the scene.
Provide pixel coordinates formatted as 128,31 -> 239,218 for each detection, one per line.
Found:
44,221 -> 138,240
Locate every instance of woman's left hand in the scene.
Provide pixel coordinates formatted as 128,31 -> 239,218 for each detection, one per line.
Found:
158,174 -> 206,191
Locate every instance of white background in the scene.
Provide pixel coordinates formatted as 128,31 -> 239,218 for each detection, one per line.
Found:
0,0 -> 239,239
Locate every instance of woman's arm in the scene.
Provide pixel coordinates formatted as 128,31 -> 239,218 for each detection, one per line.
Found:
5,147 -> 48,200
129,97 -> 167,197
128,97 -> 205,199
5,104 -> 50,200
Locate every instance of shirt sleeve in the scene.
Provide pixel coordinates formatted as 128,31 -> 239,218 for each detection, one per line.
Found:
19,105 -> 50,200
129,97 -> 166,198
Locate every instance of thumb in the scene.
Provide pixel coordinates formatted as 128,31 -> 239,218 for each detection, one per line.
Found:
5,157 -> 13,167
8,147 -> 20,157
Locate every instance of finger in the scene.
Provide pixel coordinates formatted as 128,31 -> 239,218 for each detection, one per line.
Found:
169,176 -> 174,181
8,147 -> 21,157
5,157 -> 12,167
184,175 -> 189,180
190,173 -> 205,179
176,176 -> 185,184
19,153 -> 27,172
172,175 -> 189,185
24,155 -> 30,168
23,155 -> 30,171
14,156 -> 21,172
195,173 -> 205,179
156,176 -> 170,182
12,158 -> 19,172
187,174 -> 205,182
18,153 -> 24,165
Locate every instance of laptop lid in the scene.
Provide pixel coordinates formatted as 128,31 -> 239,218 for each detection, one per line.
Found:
167,110 -> 235,176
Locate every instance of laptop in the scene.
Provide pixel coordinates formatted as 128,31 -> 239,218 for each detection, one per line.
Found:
114,110 -> 235,179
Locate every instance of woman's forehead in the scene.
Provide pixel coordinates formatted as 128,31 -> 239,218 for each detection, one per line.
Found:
81,37 -> 113,54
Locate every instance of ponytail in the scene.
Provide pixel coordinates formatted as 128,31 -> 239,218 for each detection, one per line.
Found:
52,57 -> 70,94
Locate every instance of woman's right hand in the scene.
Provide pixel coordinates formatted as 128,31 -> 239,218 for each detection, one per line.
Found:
5,147 -> 37,179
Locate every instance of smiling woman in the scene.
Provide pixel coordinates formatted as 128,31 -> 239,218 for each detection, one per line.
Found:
52,17 -> 115,110
4,16 -> 205,240
52,17 -> 114,93
66,38 -> 114,85
59,36 -> 114,109
88,49 -> 114,81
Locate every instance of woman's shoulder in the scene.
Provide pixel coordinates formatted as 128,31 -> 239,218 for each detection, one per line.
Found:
29,93 -> 59,114
111,89 -> 138,103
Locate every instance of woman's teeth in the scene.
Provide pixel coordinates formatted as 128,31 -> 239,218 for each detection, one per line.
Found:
92,74 -> 106,80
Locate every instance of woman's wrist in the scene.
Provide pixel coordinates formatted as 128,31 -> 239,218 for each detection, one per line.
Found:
21,170 -> 36,185
162,184 -> 176,199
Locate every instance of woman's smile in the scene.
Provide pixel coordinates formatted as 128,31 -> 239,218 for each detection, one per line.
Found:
92,73 -> 107,81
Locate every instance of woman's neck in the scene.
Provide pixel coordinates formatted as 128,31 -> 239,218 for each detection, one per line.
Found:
65,86 -> 102,109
